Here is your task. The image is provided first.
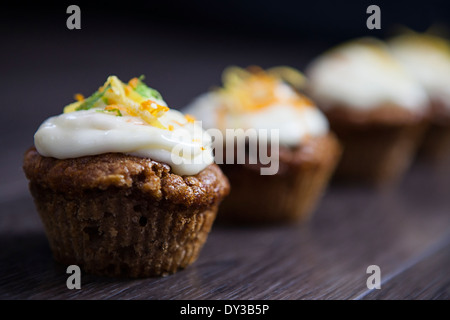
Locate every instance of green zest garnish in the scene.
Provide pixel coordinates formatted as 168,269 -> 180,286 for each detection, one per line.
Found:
96,108 -> 122,117
76,84 -> 111,111
133,75 -> 163,101
63,75 -> 169,129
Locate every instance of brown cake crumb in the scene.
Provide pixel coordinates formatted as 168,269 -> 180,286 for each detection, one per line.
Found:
23,147 -> 229,208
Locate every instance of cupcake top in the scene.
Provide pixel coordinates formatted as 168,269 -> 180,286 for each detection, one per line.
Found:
389,32 -> 450,111
306,38 -> 429,114
34,75 -> 214,176
184,66 -> 329,147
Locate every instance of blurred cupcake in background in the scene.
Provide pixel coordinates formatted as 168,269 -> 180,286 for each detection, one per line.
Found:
184,66 -> 341,224
306,38 -> 430,187
389,32 -> 450,168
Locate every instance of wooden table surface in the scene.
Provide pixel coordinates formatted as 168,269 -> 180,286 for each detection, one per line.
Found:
1,162 -> 449,300
0,13 -> 449,300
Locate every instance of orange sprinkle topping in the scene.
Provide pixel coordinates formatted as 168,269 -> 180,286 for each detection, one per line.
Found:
184,114 -> 196,123
124,85 -> 132,95
128,77 -> 139,89
74,93 -> 84,101
220,66 -> 313,112
168,124 -> 174,131
141,100 -> 169,112
171,120 -> 184,126
105,105 -> 127,113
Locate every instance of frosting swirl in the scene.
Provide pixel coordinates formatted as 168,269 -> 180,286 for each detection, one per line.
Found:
184,66 -> 329,146
389,32 -> 450,111
34,76 -> 214,176
306,38 -> 429,113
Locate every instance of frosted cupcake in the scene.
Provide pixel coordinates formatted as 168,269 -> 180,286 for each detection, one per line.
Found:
23,75 -> 229,277
184,66 -> 341,224
306,38 -> 430,186
389,32 -> 450,166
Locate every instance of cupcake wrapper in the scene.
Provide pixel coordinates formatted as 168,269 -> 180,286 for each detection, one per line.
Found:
331,121 -> 428,186
29,184 -> 217,277
217,135 -> 341,224
418,123 -> 450,167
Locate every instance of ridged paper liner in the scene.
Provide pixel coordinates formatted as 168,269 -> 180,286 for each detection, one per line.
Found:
29,184 -> 217,277
418,123 -> 450,167
331,121 -> 428,186
217,134 -> 341,224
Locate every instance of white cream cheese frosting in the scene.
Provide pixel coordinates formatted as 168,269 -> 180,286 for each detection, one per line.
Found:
34,76 -> 214,176
389,33 -> 450,111
185,92 -> 329,146
184,68 -> 329,147
306,38 -> 429,113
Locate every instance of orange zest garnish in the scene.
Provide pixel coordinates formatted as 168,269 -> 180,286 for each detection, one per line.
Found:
140,100 -> 170,117
128,77 -> 139,89
74,93 -> 85,101
105,105 -> 127,113
124,85 -> 132,95
220,66 -> 312,112
184,114 -> 196,123
171,120 -> 185,126
65,76 -> 172,130
168,124 -> 174,131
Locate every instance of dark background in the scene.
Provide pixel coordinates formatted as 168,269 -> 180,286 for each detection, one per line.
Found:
1,0 -> 449,186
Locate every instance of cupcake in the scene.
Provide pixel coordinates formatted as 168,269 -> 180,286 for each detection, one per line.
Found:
23,75 -> 229,277
184,66 -> 341,224
306,38 -> 430,186
389,32 -> 450,167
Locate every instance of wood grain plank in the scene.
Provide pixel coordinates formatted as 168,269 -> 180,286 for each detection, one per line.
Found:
360,238 -> 450,300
